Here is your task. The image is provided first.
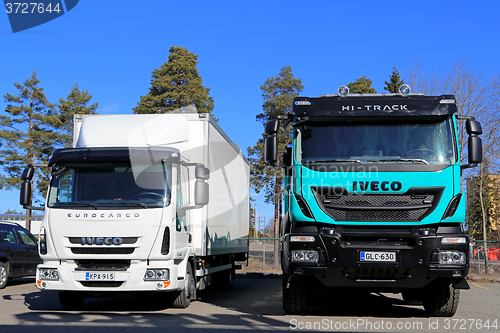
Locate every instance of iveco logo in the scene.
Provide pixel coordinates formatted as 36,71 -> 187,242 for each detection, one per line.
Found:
81,237 -> 123,246
353,181 -> 402,192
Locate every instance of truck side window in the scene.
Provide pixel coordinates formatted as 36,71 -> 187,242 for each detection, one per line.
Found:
49,169 -> 75,204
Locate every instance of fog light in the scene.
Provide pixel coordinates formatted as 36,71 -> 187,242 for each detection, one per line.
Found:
39,268 -> 59,281
438,251 -> 466,265
144,269 -> 169,281
291,250 -> 319,263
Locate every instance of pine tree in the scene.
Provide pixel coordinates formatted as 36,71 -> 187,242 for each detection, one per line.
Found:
133,46 -> 215,116
347,76 -> 377,93
56,83 -> 98,147
248,66 -> 303,238
384,65 -> 405,93
0,71 -> 58,230
249,199 -> 256,238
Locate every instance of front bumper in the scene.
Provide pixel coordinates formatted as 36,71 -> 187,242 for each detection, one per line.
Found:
36,259 -> 184,292
282,227 -> 470,289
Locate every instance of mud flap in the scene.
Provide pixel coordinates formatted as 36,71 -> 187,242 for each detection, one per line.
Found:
453,278 -> 470,290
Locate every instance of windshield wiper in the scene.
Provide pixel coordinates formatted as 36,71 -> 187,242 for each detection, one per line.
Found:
98,202 -> 150,209
367,158 -> 429,165
53,202 -> 98,209
308,159 -> 363,164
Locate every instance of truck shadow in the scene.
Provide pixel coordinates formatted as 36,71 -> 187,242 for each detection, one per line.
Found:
5,278 -> 440,333
20,277 -> 426,316
201,276 -> 428,318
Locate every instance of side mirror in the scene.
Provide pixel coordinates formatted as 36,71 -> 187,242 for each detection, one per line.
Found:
20,180 -> 31,208
265,119 -> 280,135
466,120 -> 482,135
21,164 -> 34,181
195,165 -> 210,180
265,135 -> 278,165
194,180 -> 209,206
468,136 -> 482,165
461,119 -> 483,171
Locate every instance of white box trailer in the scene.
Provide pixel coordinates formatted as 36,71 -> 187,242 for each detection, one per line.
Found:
20,113 -> 249,309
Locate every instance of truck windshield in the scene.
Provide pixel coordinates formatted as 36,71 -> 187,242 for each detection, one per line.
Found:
47,161 -> 171,209
300,117 -> 456,165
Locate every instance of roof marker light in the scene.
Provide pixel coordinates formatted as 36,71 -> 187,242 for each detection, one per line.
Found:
440,99 -> 455,104
399,84 -> 411,96
338,85 -> 349,97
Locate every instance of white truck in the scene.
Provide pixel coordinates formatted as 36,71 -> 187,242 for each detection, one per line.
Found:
20,112 -> 250,309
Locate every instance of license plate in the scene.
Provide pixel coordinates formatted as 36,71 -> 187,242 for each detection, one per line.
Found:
360,251 -> 396,262
85,272 -> 115,281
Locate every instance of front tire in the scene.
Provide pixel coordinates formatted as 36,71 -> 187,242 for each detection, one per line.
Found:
402,290 -> 423,305
58,291 -> 86,310
172,262 -> 196,308
423,280 -> 460,317
283,275 -> 309,315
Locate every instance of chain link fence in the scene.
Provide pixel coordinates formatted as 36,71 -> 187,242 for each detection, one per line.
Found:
470,241 -> 500,275
237,238 -> 281,274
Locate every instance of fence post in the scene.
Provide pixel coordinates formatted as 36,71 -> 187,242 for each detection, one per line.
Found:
263,242 -> 266,271
484,242 -> 489,275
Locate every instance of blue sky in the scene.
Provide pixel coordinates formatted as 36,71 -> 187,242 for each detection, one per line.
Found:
1,0 -> 499,225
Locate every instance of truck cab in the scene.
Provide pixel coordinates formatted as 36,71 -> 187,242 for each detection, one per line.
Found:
20,113 -> 249,309
265,86 -> 482,316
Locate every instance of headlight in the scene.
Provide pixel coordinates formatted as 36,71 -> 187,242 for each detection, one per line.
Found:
39,268 -> 59,280
144,269 -> 169,281
290,250 -> 319,263
438,251 -> 466,265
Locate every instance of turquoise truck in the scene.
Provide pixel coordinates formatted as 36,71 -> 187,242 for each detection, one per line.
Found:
264,85 -> 482,316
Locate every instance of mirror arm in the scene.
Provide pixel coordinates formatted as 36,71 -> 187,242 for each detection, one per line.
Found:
23,206 -> 45,211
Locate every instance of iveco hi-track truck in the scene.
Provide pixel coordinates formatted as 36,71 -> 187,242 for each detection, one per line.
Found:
20,112 -> 249,309
264,85 -> 482,316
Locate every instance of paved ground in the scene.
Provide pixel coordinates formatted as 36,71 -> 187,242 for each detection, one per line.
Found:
1,276 -> 500,332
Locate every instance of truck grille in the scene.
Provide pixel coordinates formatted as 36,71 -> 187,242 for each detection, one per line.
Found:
75,260 -> 131,270
312,186 -> 443,222
71,248 -> 135,255
68,237 -> 138,244
80,281 -> 124,288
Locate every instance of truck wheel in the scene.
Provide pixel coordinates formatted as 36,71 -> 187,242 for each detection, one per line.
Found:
283,275 -> 309,315
172,263 -> 195,308
0,263 -> 8,289
423,280 -> 460,317
58,291 -> 86,310
402,290 -> 423,305
218,260 -> 236,291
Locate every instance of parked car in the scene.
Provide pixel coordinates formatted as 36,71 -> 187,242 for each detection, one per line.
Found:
0,221 -> 42,289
